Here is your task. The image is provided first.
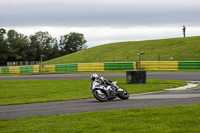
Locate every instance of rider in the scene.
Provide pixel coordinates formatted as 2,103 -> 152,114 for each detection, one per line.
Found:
90,73 -> 113,91
91,73 -> 99,82
90,73 -> 99,91
99,76 -> 113,86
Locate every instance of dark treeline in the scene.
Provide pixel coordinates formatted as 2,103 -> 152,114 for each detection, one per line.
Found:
0,28 -> 87,66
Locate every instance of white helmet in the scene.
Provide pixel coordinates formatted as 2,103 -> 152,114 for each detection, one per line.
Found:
91,73 -> 98,81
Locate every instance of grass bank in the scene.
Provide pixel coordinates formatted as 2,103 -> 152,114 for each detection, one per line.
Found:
0,79 -> 186,105
45,36 -> 200,64
0,103 -> 200,132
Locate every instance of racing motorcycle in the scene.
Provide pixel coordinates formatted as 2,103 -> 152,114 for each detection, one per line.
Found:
90,80 -> 129,102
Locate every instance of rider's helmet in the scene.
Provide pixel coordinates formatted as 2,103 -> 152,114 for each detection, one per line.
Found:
91,73 -> 99,81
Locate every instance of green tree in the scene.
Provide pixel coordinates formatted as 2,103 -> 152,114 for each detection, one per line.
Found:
60,32 -> 87,55
29,31 -> 55,61
6,29 -> 29,62
0,28 -> 8,65
51,39 -> 61,59
0,29 -> 87,65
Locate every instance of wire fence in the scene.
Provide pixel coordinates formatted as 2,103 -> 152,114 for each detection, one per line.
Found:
7,61 -> 41,66
6,54 -> 200,66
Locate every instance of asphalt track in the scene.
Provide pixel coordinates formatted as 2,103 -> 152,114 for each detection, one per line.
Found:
0,72 -> 200,119
0,72 -> 200,81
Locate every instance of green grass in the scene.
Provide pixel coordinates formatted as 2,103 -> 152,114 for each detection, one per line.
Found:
45,36 -> 200,65
0,79 -> 186,105
0,103 -> 200,132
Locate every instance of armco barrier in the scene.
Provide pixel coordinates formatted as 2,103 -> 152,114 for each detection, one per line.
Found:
0,65 -> 39,74
1,61 -> 199,73
105,62 -> 136,70
44,65 -> 55,72
33,65 -> 40,73
140,61 -> 178,70
56,64 -> 77,72
20,66 -> 34,73
178,61 -> 200,70
9,66 -> 20,73
1,62 -> 136,73
45,62 -> 137,72
77,63 -> 104,71
1,67 -> 9,73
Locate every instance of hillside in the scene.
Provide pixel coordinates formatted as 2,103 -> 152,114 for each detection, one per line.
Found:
45,36 -> 200,65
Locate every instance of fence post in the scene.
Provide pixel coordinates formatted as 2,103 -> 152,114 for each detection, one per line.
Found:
127,56 -> 129,61
158,55 -> 160,61
184,54 -> 187,61
113,57 -> 114,62
138,55 -> 141,70
99,57 -> 101,62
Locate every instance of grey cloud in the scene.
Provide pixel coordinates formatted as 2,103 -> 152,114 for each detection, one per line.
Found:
0,0 -> 200,27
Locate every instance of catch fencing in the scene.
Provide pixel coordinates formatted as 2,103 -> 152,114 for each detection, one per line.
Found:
7,61 -> 40,66
6,54 -> 200,66
43,54 -> 200,65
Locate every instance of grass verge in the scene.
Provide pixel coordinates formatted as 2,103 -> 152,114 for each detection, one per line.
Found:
0,103 -> 200,132
0,79 -> 186,105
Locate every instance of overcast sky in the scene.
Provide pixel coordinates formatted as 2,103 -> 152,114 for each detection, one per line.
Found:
1,0 -> 200,47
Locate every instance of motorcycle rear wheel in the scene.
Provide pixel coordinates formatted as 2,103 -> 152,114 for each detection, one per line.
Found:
93,90 -> 108,102
117,89 -> 129,100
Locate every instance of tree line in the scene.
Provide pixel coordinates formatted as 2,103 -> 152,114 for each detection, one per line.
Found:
0,28 -> 87,66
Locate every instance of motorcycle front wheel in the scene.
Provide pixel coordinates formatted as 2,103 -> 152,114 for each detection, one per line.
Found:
93,90 -> 108,102
117,89 -> 129,100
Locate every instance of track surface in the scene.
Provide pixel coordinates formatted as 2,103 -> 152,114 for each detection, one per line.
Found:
0,72 -> 200,119
0,72 -> 200,81
1,89 -> 200,119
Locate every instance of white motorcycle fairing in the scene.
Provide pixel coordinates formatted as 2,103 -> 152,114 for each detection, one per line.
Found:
90,80 -> 129,102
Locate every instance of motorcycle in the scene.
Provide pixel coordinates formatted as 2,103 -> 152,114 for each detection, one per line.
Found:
90,80 -> 129,102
